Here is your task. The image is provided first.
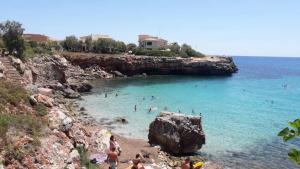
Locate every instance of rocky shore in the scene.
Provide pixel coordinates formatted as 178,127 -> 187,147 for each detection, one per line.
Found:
0,53 -> 224,169
63,52 -> 238,76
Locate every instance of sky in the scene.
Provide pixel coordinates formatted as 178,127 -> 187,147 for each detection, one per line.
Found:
0,0 -> 300,57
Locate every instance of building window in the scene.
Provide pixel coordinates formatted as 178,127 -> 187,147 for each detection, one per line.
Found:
147,42 -> 152,46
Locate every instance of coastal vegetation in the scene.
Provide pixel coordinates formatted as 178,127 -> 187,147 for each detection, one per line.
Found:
0,21 -> 25,59
0,19 -> 205,59
0,80 -> 45,164
278,118 -> 300,165
61,35 -> 204,57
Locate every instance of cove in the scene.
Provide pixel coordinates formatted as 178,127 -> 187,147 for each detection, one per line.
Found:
79,56 -> 300,169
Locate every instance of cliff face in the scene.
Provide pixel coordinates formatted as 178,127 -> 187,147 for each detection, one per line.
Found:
63,53 -> 238,76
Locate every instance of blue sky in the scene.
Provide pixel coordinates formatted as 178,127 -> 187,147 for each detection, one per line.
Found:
1,0 -> 300,57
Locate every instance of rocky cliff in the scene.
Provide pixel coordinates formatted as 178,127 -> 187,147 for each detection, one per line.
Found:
63,52 -> 238,76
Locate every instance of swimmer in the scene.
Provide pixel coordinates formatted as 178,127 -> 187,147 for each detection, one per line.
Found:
164,106 -> 168,111
192,109 -> 195,114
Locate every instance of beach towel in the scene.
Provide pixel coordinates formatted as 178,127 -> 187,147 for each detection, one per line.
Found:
89,152 -> 107,164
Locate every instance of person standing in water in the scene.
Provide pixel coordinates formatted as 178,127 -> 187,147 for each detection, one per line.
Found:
115,93 -> 118,97
148,107 -> 152,113
134,105 -> 137,112
105,93 -> 107,98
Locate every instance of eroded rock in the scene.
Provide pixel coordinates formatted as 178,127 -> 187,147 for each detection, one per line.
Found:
148,112 -> 205,154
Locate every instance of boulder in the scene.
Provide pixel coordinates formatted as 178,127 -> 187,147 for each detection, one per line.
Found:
0,73 -> 4,79
114,117 -> 129,124
38,88 -> 53,97
35,94 -> 54,107
11,57 -> 25,74
23,69 -> 33,84
69,80 -> 93,93
0,61 -> 5,73
67,123 -> 89,149
67,149 -> 80,163
63,88 -> 81,99
111,70 -> 126,77
48,108 -> 73,131
29,95 -> 38,106
148,112 -> 205,154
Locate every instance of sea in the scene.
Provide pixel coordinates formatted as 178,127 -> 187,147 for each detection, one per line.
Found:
79,56 -> 300,169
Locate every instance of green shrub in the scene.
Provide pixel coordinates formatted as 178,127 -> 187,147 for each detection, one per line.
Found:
34,104 -> 48,116
134,48 -> 175,57
0,80 -> 28,107
77,146 -> 97,169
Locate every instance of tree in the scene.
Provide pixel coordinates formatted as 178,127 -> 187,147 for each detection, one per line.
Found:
180,44 -> 204,57
114,41 -> 126,53
62,35 -> 80,52
0,20 -> 25,59
126,43 -> 137,52
278,118 -> 300,165
84,37 -> 92,52
0,37 -> 4,49
168,42 -> 180,54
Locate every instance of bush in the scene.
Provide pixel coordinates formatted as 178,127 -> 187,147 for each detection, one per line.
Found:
34,104 -> 48,116
77,146 -> 97,169
0,114 -> 44,163
0,80 -> 28,107
0,20 -> 25,59
134,48 -> 175,57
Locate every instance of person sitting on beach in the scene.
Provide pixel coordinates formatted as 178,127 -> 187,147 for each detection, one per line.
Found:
110,135 -> 122,156
181,157 -> 191,169
132,154 -> 145,169
107,147 -> 119,169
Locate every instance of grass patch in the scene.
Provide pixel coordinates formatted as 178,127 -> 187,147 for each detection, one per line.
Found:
0,80 -> 28,107
0,113 -> 44,164
34,103 -> 48,116
0,80 -> 45,164
77,146 -> 98,169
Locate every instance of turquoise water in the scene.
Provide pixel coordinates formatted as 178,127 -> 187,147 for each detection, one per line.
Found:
79,57 -> 300,169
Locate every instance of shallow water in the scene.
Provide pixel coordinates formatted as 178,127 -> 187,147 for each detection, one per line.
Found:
79,56 -> 300,169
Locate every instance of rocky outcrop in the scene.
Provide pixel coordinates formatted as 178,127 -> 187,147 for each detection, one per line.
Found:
63,53 -> 238,76
148,112 -> 205,155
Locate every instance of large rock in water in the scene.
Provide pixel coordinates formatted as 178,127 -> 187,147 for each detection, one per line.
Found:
148,112 -> 205,154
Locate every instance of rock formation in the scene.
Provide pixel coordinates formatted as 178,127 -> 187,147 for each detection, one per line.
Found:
63,53 -> 238,76
148,112 -> 205,154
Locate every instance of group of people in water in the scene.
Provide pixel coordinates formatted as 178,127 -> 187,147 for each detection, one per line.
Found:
104,93 -> 199,115
107,135 -> 202,169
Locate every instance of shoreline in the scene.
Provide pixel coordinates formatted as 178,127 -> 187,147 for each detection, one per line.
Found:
74,79 -> 223,169
1,53 -> 225,168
